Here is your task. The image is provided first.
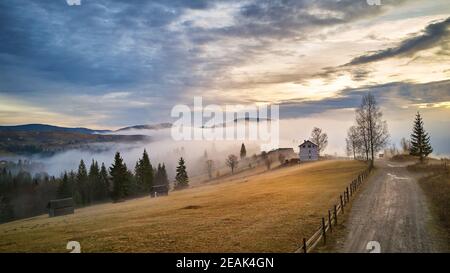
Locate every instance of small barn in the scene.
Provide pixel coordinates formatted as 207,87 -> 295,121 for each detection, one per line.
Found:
298,140 -> 319,161
150,185 -> 169,198
267,148 -> 297,162
47,198 -> 74,217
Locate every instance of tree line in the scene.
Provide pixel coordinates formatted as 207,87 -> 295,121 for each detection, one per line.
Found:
346,93 -> 433,163
0,150 -> 192,223
57,150 -> 170,203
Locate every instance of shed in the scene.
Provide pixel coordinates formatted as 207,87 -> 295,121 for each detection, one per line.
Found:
150,185 -> 169,198
47,198 -> 74,217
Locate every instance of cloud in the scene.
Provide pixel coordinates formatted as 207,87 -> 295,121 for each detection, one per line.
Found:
1,0 -> 448,128
347,17 -> 450,65
278,79 -> 450,119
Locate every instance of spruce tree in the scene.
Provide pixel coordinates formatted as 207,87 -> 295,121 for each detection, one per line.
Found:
110,152 -> 130,201
174,157 -> 189,190
410,112 -> 433,162
240,143 -> 247,159
154,163 -> 162,186
135,149 -> 153,193
161,163 -> 169,190
99,163 -> 110,199
76,160 -> 88,205
57,172 -> 72,198
89,160 -> 101,201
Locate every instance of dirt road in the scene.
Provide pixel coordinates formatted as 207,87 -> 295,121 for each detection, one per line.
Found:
340,160 -> 444,253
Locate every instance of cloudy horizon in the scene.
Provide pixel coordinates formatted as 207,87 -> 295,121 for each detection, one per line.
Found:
1,0 -> 449,155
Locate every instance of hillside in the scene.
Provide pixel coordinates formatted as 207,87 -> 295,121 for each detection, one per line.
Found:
0,131 -> 149,156
116,123 -> 172,131
0,160 -> 367,252
0,124 -> 111,134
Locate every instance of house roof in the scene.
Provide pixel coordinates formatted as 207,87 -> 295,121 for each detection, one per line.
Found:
298,140 -> 318,147
268,148 -> 294,154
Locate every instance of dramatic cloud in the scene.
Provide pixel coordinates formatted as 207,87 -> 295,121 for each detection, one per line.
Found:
279,79 -> 450,118
347,17 -> 450,65
0,0 -> 449,128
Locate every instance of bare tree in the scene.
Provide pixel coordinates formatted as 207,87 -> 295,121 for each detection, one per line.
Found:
261,151 -> 272,170
355,110 -> 370,160
355,93 -> 389,165
345,125 -> 360,159
265,156 -> 273,170
400,137 -> 411,154
310,127 -> 328,155
388,144 -> 398,156
205,160 -> 214,179
226,155 -> 238,174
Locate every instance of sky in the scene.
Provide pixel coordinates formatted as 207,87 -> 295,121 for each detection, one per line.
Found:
0,0 -> 449,155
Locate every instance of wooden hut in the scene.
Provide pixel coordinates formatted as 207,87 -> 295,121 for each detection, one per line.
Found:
47,198 -> 74,217
150,185 -> 169,198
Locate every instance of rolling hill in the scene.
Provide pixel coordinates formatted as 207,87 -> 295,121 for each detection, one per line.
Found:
0,160 -> 367,252
0,123 -> 172,156
0,124 -> 111,134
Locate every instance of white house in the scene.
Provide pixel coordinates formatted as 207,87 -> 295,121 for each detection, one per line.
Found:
298,140 -> 319,161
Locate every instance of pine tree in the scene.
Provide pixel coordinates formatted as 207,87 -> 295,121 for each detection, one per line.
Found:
135,149 -> 153,194
99,163 -> 110,199
410,112 -> 433,162
76,160 -> 88,205
110,152 -> 130,201
161,163 -> 169,190
240,143 -> 247,159
57,172 -> 72,198
89,160 -> 102,201
174,157 -> 189,190
154,163 -> 162,186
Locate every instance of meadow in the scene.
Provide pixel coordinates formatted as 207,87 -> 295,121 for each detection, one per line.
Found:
0,160 -> 366,252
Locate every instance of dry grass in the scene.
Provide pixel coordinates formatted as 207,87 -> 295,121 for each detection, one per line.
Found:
415,164 -> 450,250
390,154 -> 419,162
0,160 -> 366,253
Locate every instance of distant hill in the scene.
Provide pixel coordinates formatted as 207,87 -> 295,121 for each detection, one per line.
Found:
116,123 -> 172,131
0,124 -> 111,134
0,131 -> 149,156
0,123 -> 174,134
0,123 -> 165,156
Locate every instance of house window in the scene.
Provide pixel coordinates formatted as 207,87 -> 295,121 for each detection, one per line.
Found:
308,144 -> 311,148
309,156 -> 311,159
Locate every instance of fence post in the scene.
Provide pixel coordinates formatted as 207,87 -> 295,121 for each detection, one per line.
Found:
322,217 -> 326,245
350,182 -> 353,196
340,195 -> 344,213
328,210 -> 332,233
346,187 -> 349,201
303,238 -> 307,253
334,205 -> 338,226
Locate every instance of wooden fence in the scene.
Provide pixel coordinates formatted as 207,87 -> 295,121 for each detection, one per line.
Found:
296,164 -> 373,253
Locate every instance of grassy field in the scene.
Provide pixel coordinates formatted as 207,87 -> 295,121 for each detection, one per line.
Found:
0,160 -> 366,253
409,161 -> 450,250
